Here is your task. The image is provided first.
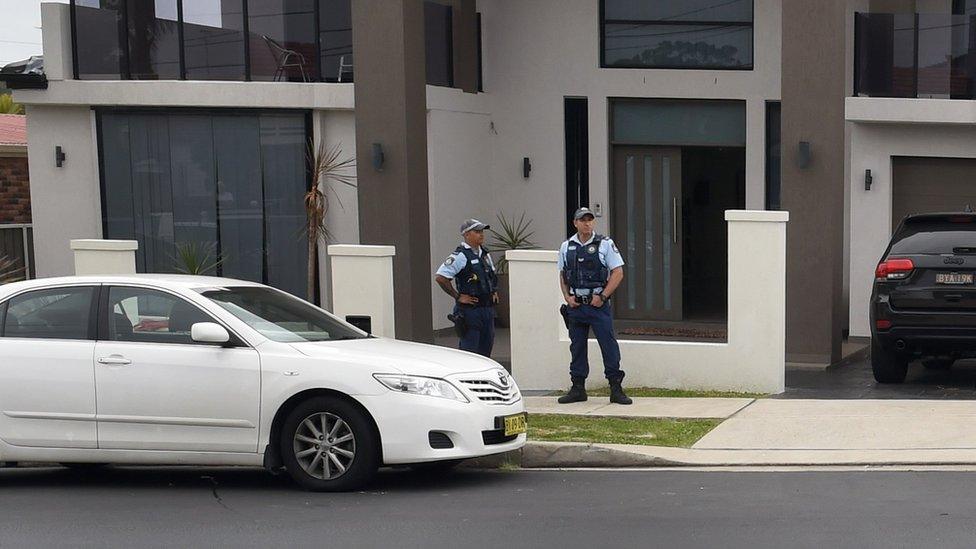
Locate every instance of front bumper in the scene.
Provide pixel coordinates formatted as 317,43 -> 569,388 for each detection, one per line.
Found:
358,384 -> 526,465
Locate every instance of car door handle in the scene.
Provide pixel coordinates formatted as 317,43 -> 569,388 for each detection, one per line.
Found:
97,356 -> 131,365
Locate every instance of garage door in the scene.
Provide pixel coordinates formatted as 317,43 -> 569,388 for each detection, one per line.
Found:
892,157 -> 976,230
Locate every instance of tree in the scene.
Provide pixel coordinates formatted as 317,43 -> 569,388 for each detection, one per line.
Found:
304,141 -> 356,304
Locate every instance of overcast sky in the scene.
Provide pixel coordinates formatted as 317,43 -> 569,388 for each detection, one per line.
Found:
0,0 -> 67,66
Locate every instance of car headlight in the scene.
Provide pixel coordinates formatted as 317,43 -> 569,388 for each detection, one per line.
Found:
373,374 -> 469,403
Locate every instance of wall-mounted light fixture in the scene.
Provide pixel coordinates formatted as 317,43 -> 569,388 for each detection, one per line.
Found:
522,157 -> 531,179
864,169 -> 873,191
55,145 -> 66,168
371,143 -> 384,171
797,141 -> 811,169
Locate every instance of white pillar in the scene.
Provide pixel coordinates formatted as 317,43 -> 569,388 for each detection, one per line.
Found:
70,239 -> 138,275
41,2 -> 73,82
328,244 -> 396,338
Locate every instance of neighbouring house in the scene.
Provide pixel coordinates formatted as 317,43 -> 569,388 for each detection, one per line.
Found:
0,112 -> 33,279
5,0 -> 974,367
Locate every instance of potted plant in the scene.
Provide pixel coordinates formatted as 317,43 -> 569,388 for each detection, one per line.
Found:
304,140 -> 356,305
172,242 -> 224,275
488,212 -> 538,327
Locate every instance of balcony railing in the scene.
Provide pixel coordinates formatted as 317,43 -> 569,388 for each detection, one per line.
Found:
855,12 -> 976,99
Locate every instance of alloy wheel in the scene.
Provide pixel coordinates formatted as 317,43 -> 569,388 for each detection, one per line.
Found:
292,412 -> 357,480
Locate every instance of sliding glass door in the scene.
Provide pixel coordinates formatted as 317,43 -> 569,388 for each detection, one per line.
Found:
99,109 -> 309,297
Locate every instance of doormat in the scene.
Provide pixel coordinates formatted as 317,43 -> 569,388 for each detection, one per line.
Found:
618,326 -> 727,339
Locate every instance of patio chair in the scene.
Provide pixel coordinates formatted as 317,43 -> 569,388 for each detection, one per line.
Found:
262,35 -> 308,82
338,54 -> 354,82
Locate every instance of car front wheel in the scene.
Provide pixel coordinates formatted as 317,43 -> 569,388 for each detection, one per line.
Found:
280,396 -> 379,492
871,338 -> 909,384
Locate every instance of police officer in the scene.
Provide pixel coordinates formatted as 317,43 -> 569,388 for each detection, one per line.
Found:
434,219 -> 499,357
557,207 -> 632,405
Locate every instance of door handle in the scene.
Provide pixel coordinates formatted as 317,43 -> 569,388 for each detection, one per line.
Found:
672,197 -> 678,244
97,356 -> 131,365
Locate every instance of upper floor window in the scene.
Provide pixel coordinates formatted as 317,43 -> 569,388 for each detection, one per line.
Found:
601,0 -> 754,70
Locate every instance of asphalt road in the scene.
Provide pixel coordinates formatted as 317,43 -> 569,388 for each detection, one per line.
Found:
2,466 -> 976,548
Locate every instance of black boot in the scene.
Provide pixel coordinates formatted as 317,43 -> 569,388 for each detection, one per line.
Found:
609,379 -> 632,405
557,377 -> 588,404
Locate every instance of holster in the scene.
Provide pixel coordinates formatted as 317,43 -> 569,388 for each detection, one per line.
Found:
447,312 -> 467,338
559,304 -> 572,330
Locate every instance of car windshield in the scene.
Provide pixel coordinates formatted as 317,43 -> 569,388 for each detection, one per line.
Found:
198,286 -> 366,343
889,219 -> 976,255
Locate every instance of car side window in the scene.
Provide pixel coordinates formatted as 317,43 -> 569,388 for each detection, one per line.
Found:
2,287 -> 95,340
108,287 -> 214,345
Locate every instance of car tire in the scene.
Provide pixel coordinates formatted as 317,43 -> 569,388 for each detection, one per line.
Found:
280,396 -> 379,492
922,358 -> 954,370
871,338 -> 909,384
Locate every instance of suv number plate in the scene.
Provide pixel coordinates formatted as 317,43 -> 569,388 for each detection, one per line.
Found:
936,273 -> 974,285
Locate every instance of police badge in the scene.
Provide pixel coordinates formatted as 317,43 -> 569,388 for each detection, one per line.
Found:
444,255 -> 455,266
587,245 -> 597,254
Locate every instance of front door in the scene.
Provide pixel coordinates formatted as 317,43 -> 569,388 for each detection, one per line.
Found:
612,146 -> 683,321
94,286 -> 261,452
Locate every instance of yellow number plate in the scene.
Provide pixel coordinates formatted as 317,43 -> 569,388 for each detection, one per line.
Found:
503,413 -> 527,436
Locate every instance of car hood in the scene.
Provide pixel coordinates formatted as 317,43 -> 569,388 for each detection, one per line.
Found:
290,337 -> 504,377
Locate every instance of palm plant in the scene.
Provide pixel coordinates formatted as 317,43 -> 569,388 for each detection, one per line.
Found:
172,242 -> 224,275
487,212 -> 539,274
0,255 -> 25,284
0,94 -> 24,115
304,140 -> 356,303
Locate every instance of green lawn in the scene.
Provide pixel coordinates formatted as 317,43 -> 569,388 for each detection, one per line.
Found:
551,387 -> 766,399
528,414 -> 721,448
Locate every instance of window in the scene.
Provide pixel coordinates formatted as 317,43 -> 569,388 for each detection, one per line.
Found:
765,101 -> 781,211
319,0 -> 353,82
182,0 -> 247,81
247,0 -> 319,82
73,0 -> 125,79
425,1 -> 454,87
107,287 -> 213,344
99,109 -> 310,298
201,286 -> 365,343
127,0 -> 181,79
2,287 -> 95,340
611,99 -> 746,147
601,0 -> 754,70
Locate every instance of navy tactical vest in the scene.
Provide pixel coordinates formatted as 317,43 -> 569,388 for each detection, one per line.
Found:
563,236 -> 609,290
455,246 -> 498,297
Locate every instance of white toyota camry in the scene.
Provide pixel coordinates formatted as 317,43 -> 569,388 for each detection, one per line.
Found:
0,275 -> 526,491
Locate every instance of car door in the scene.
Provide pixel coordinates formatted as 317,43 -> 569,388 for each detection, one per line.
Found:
93,285 -> 260,452
0,285 -> 98,448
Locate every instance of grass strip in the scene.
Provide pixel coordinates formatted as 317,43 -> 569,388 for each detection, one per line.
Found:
551,387 -> 766,399
528,413 -> 721,448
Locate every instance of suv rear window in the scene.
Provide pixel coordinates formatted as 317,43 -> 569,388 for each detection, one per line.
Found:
889,219 -> 976,255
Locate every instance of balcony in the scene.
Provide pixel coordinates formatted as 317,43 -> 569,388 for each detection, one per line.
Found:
854,12 -> 976,100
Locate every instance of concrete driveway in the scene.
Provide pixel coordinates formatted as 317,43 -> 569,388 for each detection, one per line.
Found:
782,358 -> 976,400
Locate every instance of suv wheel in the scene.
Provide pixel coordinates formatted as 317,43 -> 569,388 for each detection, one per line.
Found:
280,396 -> 379,492
871,338 -> 909,384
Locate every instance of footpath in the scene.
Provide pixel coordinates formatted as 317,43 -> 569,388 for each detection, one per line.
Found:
514,396 -> 976,468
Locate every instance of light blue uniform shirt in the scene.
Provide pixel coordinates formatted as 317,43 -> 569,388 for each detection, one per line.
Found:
558,234 -> 624,295
436,242 -> 495,279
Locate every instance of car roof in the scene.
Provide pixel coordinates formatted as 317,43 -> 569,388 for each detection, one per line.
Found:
0,274 -> 266,295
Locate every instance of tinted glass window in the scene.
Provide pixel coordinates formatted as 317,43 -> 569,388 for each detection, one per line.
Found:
602,0 -> 753,69
183,0 -> 247,80
319,0 -> 353,82
3,287 -> 94,340
74,0 -> 125,80
889,220 -> 976,255
126,0 -> 181,79
247,0 -> 319,82
108,287 -> 213,344
201,286 -> 364,342
425,1 -> 453,87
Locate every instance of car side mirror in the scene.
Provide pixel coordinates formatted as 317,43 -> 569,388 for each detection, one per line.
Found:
191,322 -> 230,344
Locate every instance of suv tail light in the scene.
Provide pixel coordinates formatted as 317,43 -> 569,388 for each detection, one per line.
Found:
875,258 -> 915,280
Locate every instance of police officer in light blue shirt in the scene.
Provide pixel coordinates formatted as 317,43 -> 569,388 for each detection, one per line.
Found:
556,207 -> 632,405
434,219 -> 499,357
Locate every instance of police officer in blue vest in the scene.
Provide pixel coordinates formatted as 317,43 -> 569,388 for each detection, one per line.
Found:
557,207 -> 632,405
434,219 -> 499,357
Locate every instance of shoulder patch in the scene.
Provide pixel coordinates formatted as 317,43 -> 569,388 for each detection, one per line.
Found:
444,255 -> 455,266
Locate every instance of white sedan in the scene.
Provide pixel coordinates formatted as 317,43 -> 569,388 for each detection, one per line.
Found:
0,275 -> 525,491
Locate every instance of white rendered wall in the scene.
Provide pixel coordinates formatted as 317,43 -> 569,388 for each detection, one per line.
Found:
508,211 -> 788,393
26,105 -> 102,278
477,0 -> 783,251
70,239 -> 138,275
847,98 -> 976,337
328,245 -> 396,338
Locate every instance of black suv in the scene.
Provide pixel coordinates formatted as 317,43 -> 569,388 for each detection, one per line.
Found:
871,213 -> 976,383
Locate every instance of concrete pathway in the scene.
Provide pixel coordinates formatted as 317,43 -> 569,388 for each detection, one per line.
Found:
519,397 -> 976,468
524,396 -> 753,419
